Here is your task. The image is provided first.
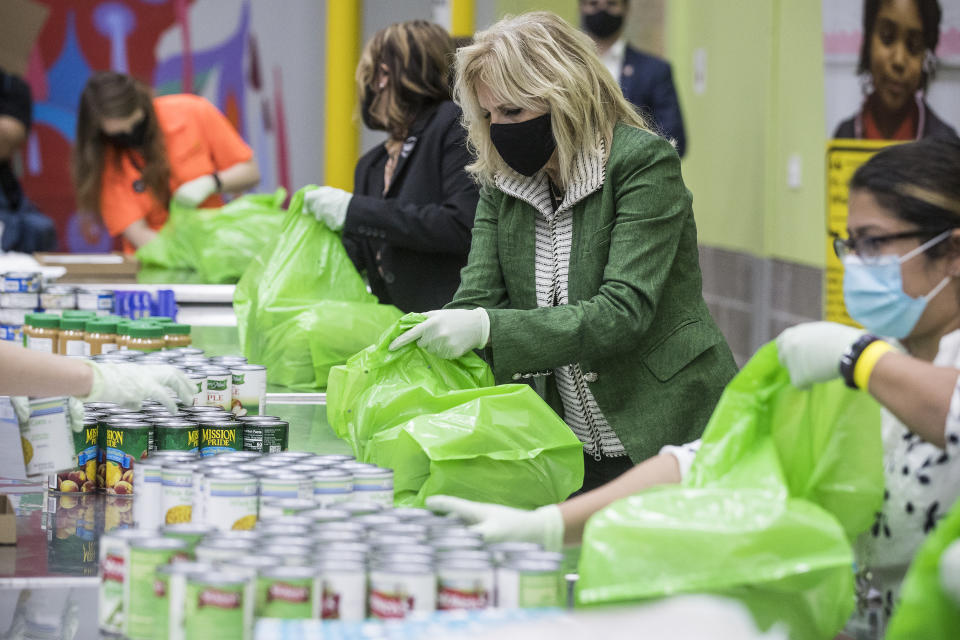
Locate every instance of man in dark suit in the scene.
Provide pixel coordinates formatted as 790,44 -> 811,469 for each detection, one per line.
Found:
579,0 -> 687,157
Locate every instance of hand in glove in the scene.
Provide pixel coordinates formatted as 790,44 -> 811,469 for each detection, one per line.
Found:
427,495 -> 564,552
304,186 -> 353,231
388,309 -> 490,359
79,361 -> 194,412
172,175 -> 218,208
775,321 -> 865,389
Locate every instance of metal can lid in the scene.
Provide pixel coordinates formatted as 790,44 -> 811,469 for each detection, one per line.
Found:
258,469 -> 301,480
186,372 -> 207,381
265,451 -> 311,460
430,537 -> 485,550
513,550 -> 564,564
102,528 -> 158,541
233,555 -> 284,569
311,468 -> 352,480
182,406 -> 229,413
192,366 -> 230,375
205,469 -> 255,480
153,420 -> 200,429
260,498 -> 316,512
336,502 -> 383,516
205,530 -> 260,543
322,541 -> 371,554
354,514 -> 401,528
338,462 -> 379,471
261,543 -> 313,556
311,521 -> 366,534
162,523 -> 218,536
369,535 -> 424,547
157,561 -> 214,576
258,514 -> 314,528
219,451 -> 262,460
373,543 -> 435,557
370,562 -> 434,576
83,401 -> 119,410
390,508 -> 434,521
197,419 -> 240,428
149,450 -> 199,460
299,508 -> 351,522
196,539 -> 256,551
437,558 -> 494,570
260,565 -> 317,580
486,541 -> 543,554
502,558 -> 562,571
135,458 -> 165,469
101,419 -> 151,429
436,549 -> 493,563
312,559 -> 366,572
130,537 -> 189,551
374,523 -> 429,537
311,529 -> 357,542
351,467 -> 394,479
237,415 -> 282,423
261,534 -> 312,548
229,364 -> 265,372
187,571 -> 248,587
315,454 -> 355,463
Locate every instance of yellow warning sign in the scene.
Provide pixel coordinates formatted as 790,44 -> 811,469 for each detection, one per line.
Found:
824,139 -> 901,325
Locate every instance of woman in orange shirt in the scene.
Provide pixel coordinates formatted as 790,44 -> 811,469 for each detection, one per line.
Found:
72,71 -> 260,251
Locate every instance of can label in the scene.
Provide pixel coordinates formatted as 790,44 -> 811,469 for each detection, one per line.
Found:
0,324 -> 21,342
205,476 -> 257,531
105,426 -> 150,494
153,569 -> 172,640
241,422 -> 288,454
352,475 -> 394,507
189,378 -> 205,407
518,572 -> 563,608
53,421 -> 98,493
162,468 -> 195,525
257,576 -> 316,619
206,376 -> 231,411
157,425 -> 200,453
259,476 -> 311,501
437,569 -> 494,610
2,272 -> 39,292
200,424 -> 240,457
312,478 -> 352,507
20,397 -> 74,479
184,580 -> 245,640
98,536 -> 130,633
133,465 -> 162,529
230,369 -> 267,417
368,572 -> 436,619
125,547 -> 185,638
320,572 -> 365,621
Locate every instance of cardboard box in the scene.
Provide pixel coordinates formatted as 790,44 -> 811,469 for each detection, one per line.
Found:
34,253 -> 141,284
0,0 -> 49,76
0,495 -> 16,545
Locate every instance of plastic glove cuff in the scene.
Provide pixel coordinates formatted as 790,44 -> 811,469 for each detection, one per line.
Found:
475,308 -> 490,349
536,504 -> 565,552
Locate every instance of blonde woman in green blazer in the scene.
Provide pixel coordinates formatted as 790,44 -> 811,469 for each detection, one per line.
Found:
390,12 -> 737,490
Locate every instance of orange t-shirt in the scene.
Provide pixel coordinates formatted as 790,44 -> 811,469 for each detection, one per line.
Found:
98,94 -> 253,251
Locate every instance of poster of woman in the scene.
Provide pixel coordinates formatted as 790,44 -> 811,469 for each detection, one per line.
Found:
823,0 -> 959,141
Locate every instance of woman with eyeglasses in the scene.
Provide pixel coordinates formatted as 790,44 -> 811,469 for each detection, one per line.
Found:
430,138 -> 960,626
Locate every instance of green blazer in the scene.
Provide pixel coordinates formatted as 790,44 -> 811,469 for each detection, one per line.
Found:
448,123 -> 738,462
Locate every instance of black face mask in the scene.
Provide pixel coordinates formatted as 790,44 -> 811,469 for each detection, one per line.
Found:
489,112 -> 556,177
583,10 -> 624,39
361,85 -> 385,131
102,115 -> 148,149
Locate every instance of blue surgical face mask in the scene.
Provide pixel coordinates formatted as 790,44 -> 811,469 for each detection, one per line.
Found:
842,230 -> 954,339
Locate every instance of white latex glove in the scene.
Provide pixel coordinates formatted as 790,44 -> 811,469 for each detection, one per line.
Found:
388,309 -> 490,359
304,186 -> 353,231
940,539 -> 960,605
172,174 -> 218,208
79,361 -> 193,412
426,495 -> 564,552
775,321 -> 864,389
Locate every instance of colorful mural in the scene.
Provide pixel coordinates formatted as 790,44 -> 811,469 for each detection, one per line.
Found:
16,0 -> 289,252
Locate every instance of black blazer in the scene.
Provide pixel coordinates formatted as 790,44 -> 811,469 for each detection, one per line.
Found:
343,101 -> 479,313
620,45 -> 687,157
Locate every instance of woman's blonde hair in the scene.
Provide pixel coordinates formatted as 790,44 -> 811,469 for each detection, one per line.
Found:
356,20 -> 454,141
454,11 -> 651,188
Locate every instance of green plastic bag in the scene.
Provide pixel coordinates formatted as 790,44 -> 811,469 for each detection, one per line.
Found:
137,189 -> 287,283
327,314 -> 584,508
576,343 -> 884,640
886,497 -> 960,639
233,186 -> 402,390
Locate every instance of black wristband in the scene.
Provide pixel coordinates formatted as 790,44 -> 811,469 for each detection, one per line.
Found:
210,172 -> 222,192
839,333 -> 881,389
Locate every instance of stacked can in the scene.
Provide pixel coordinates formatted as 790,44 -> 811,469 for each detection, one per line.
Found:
0,271 -> 40,343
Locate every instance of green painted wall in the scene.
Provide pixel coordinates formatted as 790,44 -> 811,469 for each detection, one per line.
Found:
487,0 -> 828,266
493,0 -> 576,23
668,0 -> 827,267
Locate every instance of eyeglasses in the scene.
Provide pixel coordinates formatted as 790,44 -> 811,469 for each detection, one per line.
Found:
831,230 -> 947,261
